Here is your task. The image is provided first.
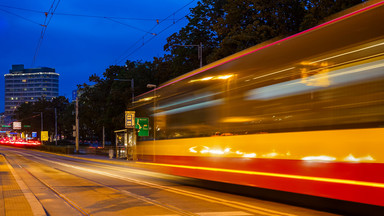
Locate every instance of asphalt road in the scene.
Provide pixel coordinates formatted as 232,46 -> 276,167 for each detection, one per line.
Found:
0,145 -> 338,216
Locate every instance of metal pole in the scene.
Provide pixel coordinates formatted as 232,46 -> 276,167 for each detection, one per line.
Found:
198,42 -> 202,68
75,97 -> 79,153
131,79 -> 134,105
132,127 -> 137,160
41,112 -> 43,132
102,126 -> 105,148
153,88 -> 156,162
115,134 -> 118,159
41,112 -> 43,144
173,44 -> 202,68
55,108 -> 57,145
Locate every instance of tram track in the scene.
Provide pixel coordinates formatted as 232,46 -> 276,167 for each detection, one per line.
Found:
29,152 -> 296,216
4,154 -> 90,216
54,167 -> 201,216
5,151 -> 207,216
0,147 -> 338,216
22,167 -> 91,216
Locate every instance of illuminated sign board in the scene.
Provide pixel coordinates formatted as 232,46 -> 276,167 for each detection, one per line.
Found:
135,117 -> 149,136
125,111 -> 135,128
41,131 -> 49,141
13,122 -> 22,130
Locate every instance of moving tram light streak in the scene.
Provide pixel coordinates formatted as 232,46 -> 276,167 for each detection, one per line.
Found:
132,1 -> 384,207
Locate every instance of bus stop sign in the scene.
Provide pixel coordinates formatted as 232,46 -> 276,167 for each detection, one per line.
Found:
125,111 -> 135,128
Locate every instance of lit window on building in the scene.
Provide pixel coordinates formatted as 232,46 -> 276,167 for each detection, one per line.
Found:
22,79 -> 27,83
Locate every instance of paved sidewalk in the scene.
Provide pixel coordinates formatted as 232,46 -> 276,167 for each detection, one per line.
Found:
0,155 -> 43,216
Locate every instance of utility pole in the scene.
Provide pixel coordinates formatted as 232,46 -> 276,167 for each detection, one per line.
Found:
55,108 -> 57,145
75,96 -> 79,153
102,126 -> 105,148
198,42 -> 202,68
173,43 -> 203,68
41,112 -> 43,144
40,112 -> 43,132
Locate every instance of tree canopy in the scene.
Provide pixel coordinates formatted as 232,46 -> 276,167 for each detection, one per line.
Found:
74,0 -> 367,143
13,0 -> 367,145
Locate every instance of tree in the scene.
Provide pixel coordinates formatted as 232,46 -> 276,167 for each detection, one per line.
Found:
300,0 -> 366,31
162,0 -> 366,64
162,0 -> 227,76
13,96 -> 72,142
74,0 -> 367,145
77,61 -> 159,143
210,0 -> 306,61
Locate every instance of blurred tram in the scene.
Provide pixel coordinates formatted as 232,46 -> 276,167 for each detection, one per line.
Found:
132,1 -> 384,207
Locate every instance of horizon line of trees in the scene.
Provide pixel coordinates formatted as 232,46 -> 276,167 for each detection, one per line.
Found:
13,0 -> 366,144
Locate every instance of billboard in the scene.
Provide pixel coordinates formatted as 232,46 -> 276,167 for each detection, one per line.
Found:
13,122 -> 21,130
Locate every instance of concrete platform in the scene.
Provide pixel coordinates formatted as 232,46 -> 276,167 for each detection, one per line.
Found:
0,154 -> 45,216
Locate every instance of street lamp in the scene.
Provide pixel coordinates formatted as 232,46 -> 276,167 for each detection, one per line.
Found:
33,111 -> 43,136
113,78 -> 135,152
173,42 -> 203,68
34,108 -> 57,144
147,84 -> 156,162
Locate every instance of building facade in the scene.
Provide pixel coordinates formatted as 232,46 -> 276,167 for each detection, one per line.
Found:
4,64 -> 59,116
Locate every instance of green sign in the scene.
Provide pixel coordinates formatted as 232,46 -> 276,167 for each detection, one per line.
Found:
2,125 -> 11,128
135,117 -> 149,136
23,125 -> 31,128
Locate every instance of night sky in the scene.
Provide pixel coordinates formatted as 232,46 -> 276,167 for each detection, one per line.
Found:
0,0 -> 197,112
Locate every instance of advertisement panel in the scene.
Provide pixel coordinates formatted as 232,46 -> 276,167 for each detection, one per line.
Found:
41,131 -> 49,141
13,122 -> 21,130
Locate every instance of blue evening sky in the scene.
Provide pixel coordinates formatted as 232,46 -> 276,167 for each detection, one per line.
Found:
0,0 -> 197,112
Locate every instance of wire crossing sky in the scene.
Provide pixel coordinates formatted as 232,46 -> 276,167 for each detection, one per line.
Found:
0,0 -> 197,112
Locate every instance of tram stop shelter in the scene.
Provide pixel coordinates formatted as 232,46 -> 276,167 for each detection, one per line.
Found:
114,129 -> 137,160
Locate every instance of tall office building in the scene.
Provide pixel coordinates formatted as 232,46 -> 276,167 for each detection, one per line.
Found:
4,64 -> 59,116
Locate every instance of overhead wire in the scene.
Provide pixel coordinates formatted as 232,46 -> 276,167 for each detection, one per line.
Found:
0,2 -> 189,42
113,0 -> 196,65
33,0 -> 61,66
114,12 -> 192,65
105,17 -> 156,35
0,8 -> 45,26
0,3 -> 178,21
0,3 -> 42,13
0,1 -> 197,67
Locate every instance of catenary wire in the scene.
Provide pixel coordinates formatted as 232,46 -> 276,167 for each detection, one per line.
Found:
115,12 -> 192,65
113,0 -> 196,65
0,3 -> 179,21
105,17 -> 157,35
33,0 -> 61,66
0,8 -> 44,26
0,1 -> 196,68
